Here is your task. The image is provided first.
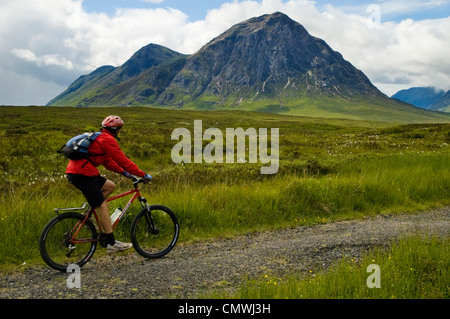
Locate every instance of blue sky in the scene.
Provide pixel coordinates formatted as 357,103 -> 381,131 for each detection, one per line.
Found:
81,0 -> 450,22
82,0 -> 229,21
1,0 -> 450,105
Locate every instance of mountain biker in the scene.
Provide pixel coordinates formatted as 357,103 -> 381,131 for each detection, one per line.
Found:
65,115 -> 152,252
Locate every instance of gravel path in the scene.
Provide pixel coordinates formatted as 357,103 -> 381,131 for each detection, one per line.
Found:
1,207 -> 449,299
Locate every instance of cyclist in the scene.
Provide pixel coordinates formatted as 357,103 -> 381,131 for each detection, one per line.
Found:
65,115 -> 152,252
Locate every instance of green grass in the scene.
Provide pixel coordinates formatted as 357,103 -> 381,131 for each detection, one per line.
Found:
207,235 -> 449,299
0,106 -> 449,272
153,153 -> 449,241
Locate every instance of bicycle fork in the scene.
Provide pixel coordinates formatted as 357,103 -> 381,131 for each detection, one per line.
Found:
139,197 -> 159,235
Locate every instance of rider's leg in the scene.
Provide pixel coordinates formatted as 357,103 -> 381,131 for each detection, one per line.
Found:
97,200 -> 113,234
96,179 -> 115,235
101,179 -> 115,199
97,180 -> 132,250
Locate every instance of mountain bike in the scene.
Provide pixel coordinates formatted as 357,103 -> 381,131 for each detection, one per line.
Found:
39,177 -> 179,272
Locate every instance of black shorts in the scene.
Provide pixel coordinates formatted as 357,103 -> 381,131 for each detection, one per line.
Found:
67,174 -> 107,208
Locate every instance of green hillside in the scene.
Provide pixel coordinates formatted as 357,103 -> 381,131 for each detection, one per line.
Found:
178,95 -> 450,123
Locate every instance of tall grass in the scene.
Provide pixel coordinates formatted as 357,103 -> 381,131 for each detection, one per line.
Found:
1,153 -> 448,267
210,235 -> 449,299
150,153 -> 449,241
0,180 -> 77,265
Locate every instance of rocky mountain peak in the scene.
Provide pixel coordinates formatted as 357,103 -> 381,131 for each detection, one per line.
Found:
157,12 -> 383,106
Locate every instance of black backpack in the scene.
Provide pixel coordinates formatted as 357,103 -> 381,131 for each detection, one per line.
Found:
58,132 -> 102,160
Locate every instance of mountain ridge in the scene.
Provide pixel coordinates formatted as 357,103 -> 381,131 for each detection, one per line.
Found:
47,43 -> 187,107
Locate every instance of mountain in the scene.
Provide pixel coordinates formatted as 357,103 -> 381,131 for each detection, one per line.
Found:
391,87 -> 446,109
49,12 -> 383,108
429,90 -> 450,112
47,44 -> 187,107
48,12 -> 450,123
156,12 -> 385,107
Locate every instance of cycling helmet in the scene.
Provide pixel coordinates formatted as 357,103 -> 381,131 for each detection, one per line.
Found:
102,115 -> 124,129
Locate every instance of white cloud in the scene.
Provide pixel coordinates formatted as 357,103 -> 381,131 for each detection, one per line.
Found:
10,49 -> 38,63
305,10 -> 450,95
12,49 -> 74,70
63,6 -> 191,68
0,0 -> 449,105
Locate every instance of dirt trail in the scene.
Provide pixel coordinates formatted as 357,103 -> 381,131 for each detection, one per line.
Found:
0,207 -> 448,299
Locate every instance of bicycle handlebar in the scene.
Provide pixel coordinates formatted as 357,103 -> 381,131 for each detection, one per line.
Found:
132,176 -> 150,187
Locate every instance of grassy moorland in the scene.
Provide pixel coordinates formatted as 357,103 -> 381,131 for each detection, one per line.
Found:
0,106 -> 449,271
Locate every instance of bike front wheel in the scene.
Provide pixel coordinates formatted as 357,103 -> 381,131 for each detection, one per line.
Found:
39,212 -> 98,272
131,205 -> 179,259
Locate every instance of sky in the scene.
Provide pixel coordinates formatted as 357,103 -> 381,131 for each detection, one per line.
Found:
1,0 -> 450,106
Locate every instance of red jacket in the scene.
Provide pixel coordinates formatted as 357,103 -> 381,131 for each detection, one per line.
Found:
66,129 -> 146,177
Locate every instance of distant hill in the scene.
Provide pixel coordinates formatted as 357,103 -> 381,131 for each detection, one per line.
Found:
391,87 -> 446,109
48,12 -> 450,123
429,90 -> 450,112
391,87 -> 449,113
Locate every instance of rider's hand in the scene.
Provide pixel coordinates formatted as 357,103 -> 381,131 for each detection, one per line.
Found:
122,171 -> 133,179
144,174 -> 152,182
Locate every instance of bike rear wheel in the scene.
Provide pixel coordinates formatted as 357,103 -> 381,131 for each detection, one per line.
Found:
39,212 -> 98,272
131,205 -> 179,258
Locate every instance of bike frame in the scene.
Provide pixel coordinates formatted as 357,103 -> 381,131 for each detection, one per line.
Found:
68,181 -> 148,245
